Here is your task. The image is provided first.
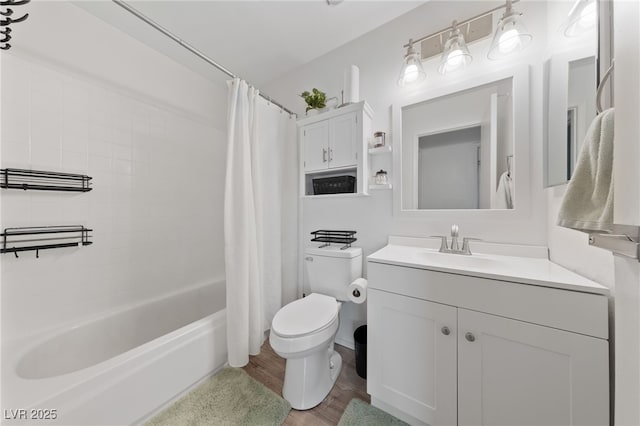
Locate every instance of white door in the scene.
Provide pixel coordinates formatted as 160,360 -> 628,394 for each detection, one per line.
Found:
302,120 -> 329,172
328,111 -> 357,169
368,289 -> 458,426
458,308 -> 609,426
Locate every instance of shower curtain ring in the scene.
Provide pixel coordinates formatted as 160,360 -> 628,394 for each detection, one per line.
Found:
13,250 -> 18,258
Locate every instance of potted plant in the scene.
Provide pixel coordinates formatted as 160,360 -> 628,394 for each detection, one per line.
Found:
299,88 -> 327,115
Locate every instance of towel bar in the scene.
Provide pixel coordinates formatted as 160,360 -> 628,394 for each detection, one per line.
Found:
588,224 -> 640,260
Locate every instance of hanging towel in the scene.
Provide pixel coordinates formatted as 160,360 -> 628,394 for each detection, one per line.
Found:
558,108 -> 614,232
495,171 -> 514,209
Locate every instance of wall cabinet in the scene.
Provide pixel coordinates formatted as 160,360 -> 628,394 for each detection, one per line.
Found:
302,111 -> 357,172
367,261 -> 609,426
298,101 -> 372,196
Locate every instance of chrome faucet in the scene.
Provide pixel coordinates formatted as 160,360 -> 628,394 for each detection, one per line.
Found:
431,225 -> 481,255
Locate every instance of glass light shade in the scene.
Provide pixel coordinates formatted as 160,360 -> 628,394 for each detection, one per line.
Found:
398,43 -> 426,87
438,28 -> 473,74
562,0 -> 597,37
487,10 -> 532,60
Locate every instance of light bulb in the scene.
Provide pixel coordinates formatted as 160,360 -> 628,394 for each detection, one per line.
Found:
563,0 -> 597,37
398,39 -> 426,86
445,49 -> 465,68
403,64 -> 419,84
579,1 -> 597,28
487,1 -> 532,60
498,29 -> 521,54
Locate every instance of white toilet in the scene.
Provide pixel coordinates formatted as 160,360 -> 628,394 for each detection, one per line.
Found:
269,245 -> 362,410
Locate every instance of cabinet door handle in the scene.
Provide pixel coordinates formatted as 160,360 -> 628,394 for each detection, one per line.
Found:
441,326 -> 450,336
322,148 -> 327,163
465,332 -> 476,342
329,148 -> 334,162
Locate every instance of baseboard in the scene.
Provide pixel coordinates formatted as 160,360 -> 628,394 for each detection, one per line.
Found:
371,397 -> 429,426
335,335 -> 355,350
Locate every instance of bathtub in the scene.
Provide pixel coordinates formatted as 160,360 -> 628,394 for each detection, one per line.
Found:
1,281 -> 227,425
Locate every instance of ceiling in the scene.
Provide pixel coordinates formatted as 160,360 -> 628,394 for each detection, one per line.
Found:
75,1 -> 426,87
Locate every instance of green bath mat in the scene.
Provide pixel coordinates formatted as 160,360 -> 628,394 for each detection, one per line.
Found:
145,367 -> 291,426
338,398 -> 409,426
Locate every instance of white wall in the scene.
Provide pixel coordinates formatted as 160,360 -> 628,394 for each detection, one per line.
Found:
264,1 -> 549,347
1,1 -> 226,340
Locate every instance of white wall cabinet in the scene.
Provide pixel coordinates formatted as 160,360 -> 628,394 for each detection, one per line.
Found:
302,120 -> 330,172
367,261 -> 609,426
302,111 -> 357,172
298,101 -> 372,195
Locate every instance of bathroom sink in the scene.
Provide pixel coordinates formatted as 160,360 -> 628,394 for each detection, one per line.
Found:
367,237 -> 610,296
416,250 -> 499,270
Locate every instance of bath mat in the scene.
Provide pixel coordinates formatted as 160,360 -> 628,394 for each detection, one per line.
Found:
338,398 -> 409,426
145,367 -> 290,426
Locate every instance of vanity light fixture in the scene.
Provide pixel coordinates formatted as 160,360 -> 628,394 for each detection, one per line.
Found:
562,0 -> 597,37
398,39 -> 427,87
397,0 -> 529,85
438,21 -> 473,74
487,0 -> 532,60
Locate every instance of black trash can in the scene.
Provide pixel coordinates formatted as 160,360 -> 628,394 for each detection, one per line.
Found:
354,325 -> 367,379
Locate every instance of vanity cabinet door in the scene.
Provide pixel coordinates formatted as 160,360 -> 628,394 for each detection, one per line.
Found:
302,119 -> 329,172
328,111 -> 357,169
457,308 -> 609,426
368,288 -> 457,426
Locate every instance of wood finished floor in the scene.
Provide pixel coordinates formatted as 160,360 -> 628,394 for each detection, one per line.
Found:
242,341 -> 370,425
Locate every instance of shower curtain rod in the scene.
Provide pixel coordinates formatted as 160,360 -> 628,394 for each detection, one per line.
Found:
112,0 -> 296,116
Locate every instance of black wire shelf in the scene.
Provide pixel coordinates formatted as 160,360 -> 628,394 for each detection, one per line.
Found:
1,168 -> 93,192
1,225 -> 93,258
311,230 -> 357,249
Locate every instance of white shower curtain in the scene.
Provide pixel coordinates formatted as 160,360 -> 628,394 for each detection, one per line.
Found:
224,78 -> 296,367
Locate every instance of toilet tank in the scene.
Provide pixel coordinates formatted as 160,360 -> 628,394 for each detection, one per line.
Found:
304,246 -> 363,301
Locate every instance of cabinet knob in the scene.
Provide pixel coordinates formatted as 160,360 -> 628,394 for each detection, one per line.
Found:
441,326 -> 450,336
465,332 -> 476,342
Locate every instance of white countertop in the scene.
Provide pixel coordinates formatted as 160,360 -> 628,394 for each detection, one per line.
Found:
367,237 -> 609,296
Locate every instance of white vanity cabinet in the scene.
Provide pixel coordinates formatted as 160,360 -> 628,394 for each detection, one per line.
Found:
368,290 -> 457,426
367,244 -> 610,426
457,308 -> 608,426
298,101 -> 372,195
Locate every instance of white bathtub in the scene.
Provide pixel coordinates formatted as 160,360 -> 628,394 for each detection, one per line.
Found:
1,281 -> 227,425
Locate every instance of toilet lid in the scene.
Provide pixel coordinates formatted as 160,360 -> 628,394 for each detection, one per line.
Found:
272,293 -> 338,337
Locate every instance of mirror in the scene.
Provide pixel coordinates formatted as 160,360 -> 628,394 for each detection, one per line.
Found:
400,76 -> 515,210
545,52 -> 597,186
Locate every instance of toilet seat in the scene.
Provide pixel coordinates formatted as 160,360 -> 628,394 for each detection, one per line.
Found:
272,293 -> 338,338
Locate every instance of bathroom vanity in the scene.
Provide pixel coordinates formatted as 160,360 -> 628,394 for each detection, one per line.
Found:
367,237 -> 609,426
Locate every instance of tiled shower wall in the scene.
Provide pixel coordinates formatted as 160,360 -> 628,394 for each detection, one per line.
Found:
1,53 -> 225,340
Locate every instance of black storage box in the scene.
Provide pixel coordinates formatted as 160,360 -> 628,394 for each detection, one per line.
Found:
312,175 -> 356,195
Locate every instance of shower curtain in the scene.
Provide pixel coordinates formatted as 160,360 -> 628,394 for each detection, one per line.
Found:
224,78 -> 296,367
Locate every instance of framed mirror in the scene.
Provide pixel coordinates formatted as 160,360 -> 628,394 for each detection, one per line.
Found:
392,66 -> 530,219
545,50 -> 597,187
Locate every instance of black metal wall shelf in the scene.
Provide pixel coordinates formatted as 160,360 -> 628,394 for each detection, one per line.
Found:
311,230 -> 357,249
1,168 -> 92,192
1,226 -> 93,258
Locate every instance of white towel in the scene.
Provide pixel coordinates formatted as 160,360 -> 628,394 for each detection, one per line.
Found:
558,108 -> 614,232
495,171 -> 514,209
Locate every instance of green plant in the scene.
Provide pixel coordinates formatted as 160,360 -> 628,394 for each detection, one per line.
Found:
299,88 -> 327,112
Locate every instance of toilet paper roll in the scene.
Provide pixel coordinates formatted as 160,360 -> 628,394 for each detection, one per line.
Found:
347,278 -> 368,304
343,65 -> 360,104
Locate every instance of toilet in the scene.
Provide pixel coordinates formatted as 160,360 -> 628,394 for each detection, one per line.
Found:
269,246 -> 363,410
